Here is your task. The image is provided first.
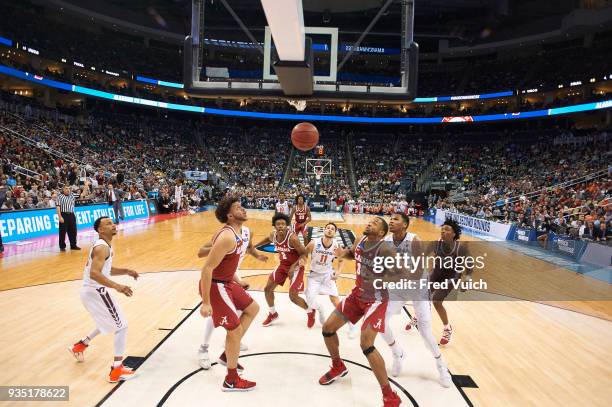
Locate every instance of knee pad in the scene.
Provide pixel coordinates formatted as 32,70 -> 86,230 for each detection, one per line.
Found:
362,346 -> 376,356
322,331 -> 336,338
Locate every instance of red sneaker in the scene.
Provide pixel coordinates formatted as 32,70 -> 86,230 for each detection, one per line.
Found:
405,317 -> 418,332
262,312 -> 279,327
439,326 -> 452,346
68,340 -> 88,362
319,362 -> 348,385
222,375 -> 256,392
307,310 -> 316,328
108,364 -> 136,383
383,390 -> 402,407
218,352 -> 244,372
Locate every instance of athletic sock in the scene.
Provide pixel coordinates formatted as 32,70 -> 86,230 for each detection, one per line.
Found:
199,344 -> 209,353
112,360 -> 122,368
269,307 -> 276,314
444,324 -> 451,330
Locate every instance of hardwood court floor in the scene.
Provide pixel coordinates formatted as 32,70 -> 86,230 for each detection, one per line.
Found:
0,210 -> 611,406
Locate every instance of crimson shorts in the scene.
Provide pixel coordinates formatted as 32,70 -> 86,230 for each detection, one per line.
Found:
336,291 -> 388,333
269,264 -> 305,293
293,222 -> 307,236
208,280 -> 253,330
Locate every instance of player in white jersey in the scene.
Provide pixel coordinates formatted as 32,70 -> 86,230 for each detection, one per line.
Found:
68,216 -> 139,383
275,193 -> 290,215
304,223 -> 342,328
196,225 -> 267,369
384,213 -> 451,387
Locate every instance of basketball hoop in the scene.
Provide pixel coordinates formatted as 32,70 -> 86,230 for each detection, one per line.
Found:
287,99 -> 307,112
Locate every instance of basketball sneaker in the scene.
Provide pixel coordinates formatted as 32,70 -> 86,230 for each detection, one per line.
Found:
262,311 -> 279,327
198,347 -> 211,370
68,340 -> 88,362
439,326 -> 453,346
222,375 -> 256,392
307,310 -> 316,328
436,358 -> 452,388
108,364 -> 136,383
383,390 -> 402,407
390,349 -> 404,377
405,317 -> 418,332
319,360 -> 348,385
218,352 -> 244,372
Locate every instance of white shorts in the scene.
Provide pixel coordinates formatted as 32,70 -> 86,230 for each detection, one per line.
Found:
305,272 -> 339,307
386,277 -> 431,317
80,286 -> 127,334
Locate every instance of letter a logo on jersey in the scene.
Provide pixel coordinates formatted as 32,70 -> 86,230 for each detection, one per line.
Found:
220,316 -> 228,326
373,318 -> 382,330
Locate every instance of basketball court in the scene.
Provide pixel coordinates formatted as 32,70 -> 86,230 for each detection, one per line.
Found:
1,210 -> 611,406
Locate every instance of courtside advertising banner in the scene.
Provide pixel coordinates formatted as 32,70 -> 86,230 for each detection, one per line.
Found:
434,209 -> 514,240
0,200 -> 149,243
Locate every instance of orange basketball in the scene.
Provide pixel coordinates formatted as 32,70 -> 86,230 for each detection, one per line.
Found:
291,122 -> 319,151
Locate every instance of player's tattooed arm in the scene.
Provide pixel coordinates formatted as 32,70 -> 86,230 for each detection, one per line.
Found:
335,241 -> 356,260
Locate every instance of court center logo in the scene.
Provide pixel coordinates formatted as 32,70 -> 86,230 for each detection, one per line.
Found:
256,226 -> 356,253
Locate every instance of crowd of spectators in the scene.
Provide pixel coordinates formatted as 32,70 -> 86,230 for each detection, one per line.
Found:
0,93 -> 221,215
432,129 -> 611,244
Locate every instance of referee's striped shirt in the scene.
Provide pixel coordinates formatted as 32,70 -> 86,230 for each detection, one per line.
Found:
57,192 -> 76,213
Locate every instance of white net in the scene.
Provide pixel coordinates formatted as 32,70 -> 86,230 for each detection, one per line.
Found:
287,99 -> 307,112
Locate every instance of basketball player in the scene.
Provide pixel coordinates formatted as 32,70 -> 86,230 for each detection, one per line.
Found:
384,213 -> 451,386
275,193 -> 290,215
68,216 -> 138,383
200,197 -> 260,391
253,213 -> 308,327
290,194 -> 312,238
304,222 -> 343,328
196,224 -> 268,369
428,219 -> 471,346
320,217 -> 402,407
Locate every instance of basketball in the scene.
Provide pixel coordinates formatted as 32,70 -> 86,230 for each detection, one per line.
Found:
291,122 -> 319,151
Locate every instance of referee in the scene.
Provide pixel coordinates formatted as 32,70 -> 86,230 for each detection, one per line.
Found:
57,185 -> 80,251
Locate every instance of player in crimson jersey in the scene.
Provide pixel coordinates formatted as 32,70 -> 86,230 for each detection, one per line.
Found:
199,196 -> 260,392
289,194 -> 312,238
319,217 -> 403,407
254,213 -> 309,327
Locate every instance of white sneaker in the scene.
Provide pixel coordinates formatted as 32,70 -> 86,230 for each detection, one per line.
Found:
390,350 -> 404,377
318,307 -> 326,325
240,342 -> 249,352
436,359 -> 452,388
198,348 -> 211,370
347,323 -> 358,339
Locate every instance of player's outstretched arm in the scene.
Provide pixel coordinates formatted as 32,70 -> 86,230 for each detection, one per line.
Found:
246,238 -> 267,261
335,241 -> 356,260
252,232 -> 273,249
200,230 -> 234,317
110,266 -> 139,280
90,246 -> 133,296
